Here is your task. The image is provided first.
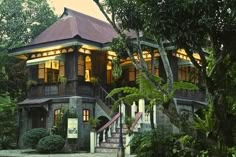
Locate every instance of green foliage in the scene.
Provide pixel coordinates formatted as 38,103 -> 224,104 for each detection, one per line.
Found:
0,0 -> 57,100
56,109 -> 77,138
88,117 -> 100,129
0,95 -> 16,149
36,135 -> 65,153
112,57 -> 122,79
130,129 -> 172,157
124,116 -> 134,135
22,128 -> 49,148
58,75 -> 67,85
193,104 -> 215,136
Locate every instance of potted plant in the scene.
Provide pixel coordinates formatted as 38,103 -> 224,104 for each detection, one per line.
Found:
26,79 -> 37,89
90,77 -> 99,85
58,75 -> 67,85
88,117 -> 100,131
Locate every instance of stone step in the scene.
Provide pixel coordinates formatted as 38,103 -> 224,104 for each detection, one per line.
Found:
116,128 -> 128,133
96,147 -> 118,153
100,142 -> 119,148
112,133 -> 126,138
107,137 -> 126,143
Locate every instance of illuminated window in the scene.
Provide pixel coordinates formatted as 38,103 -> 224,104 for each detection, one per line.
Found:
59,62 -> 64,76
107,61 -> 112,84
85,56 -> 92,82
38,61 -> 64,83
178,66 -> 198,83
83,109 -> 90,122
78,55 -> 85,76
54,109 -> 62,127
147,61 -> 159,76
129,66 -> 135,81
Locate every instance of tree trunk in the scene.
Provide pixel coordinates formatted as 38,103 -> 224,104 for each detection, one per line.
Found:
158,39 -> 173,93
213,92 -> 234,146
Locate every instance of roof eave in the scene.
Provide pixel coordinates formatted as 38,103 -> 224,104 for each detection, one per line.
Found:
8,37 -> 106,57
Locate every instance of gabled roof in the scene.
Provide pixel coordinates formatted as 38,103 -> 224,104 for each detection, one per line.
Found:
31,8 -> 117,45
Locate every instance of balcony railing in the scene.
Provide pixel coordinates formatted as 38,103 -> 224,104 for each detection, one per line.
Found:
27,80 -> 95,98
174,89 -> 206,102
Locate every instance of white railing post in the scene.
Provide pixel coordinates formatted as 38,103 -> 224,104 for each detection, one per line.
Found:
139,99 -> 145,123
131,101 -> 137,118
102,130 -> 106,142
96,133 -> 100,147
112,122 -> 116,133
90,131 -> 96,153
153,104 -> 157,126
108,126 -> 112,137
125,134 -> 133,155
121,101 -> 126,123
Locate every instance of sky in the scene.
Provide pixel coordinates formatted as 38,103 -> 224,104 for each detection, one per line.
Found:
48,0 -> 107,22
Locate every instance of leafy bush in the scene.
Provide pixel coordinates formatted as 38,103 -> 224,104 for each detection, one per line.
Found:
0,95 -> 17,149
36,135 -> 65,153
22,128 -> 49,148
130,129 -> 173,157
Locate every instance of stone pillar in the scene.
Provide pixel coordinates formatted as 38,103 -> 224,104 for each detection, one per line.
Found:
131,101 -> 137,118
90,131 -> 96,153
69,96 -> 82,150
138,99 -> 145,123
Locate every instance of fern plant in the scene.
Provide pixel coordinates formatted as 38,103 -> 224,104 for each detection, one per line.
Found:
107,73 -> 198,129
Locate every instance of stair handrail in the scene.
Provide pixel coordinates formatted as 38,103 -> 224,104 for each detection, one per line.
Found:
97,112 -> 120,133
130,112 -> 143,131
96,83 -> 116,107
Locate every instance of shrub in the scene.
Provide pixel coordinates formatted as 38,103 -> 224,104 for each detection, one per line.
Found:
130,127 -> 177,157
23,128 -> 49,148
36,135 -> 65,153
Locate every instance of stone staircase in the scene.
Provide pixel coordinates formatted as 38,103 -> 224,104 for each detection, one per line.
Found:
96,125 -> 127,153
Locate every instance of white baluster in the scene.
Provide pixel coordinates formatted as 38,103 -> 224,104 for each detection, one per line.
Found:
117,117 -> 120,129
112,122 -> 116,133
131,101 -> 137,118
121,101 -> 126,123
96,133 -> 100,147
102,130 -> 106,142
153,104 -> 157,126
108,127 -> 111,137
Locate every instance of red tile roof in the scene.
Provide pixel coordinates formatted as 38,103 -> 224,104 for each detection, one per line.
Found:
30,8 -> 118,45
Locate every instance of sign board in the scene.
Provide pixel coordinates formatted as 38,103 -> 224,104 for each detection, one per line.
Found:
67,118 -> 78,139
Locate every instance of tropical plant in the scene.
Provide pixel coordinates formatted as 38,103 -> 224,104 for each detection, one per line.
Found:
124,116 -> 135,135
22,128 -> 49,148
93,0 -> 236,148
36,135 -> 65,153
130,128 -> 173,157
0,0 -> 57,101
26,79 -> 37,89
112,57 -> 122,79
107,74 -> 198,130
88,117 -> 100,130
0,95 -> 16,149
58,75 -> 67,85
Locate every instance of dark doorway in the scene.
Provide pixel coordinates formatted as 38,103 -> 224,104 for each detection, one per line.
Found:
31,108 -> 47,128
96,116 -> 109,131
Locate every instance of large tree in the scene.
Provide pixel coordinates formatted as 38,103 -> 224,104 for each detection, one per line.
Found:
93,0 -> 236,147
0,0 -> 57,100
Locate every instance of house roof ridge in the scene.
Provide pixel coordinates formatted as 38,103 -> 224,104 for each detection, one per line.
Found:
63,7 -> 110,26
